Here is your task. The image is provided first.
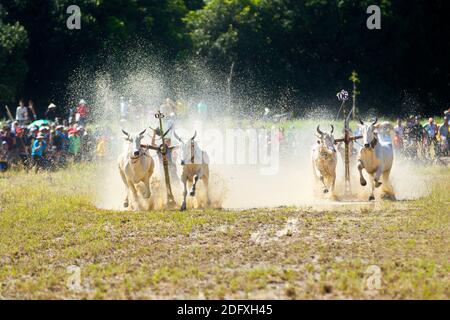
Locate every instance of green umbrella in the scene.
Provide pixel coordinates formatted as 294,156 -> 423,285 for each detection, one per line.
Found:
28,119 -> 50,129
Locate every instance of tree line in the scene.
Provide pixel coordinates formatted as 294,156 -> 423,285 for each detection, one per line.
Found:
1,0 -> 448,117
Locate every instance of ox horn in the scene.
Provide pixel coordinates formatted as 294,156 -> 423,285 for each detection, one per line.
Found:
139,129 -> 146,136
372,117 -> 378,125
330,124 -> 334,134
359,118 -> 364,125
122,129 -> 129,137
191,130 -> 197,140
173,131 -> 184,143
317,125 -> 324,135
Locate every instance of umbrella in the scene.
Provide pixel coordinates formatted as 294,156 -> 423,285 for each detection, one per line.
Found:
28,119 -> 50,129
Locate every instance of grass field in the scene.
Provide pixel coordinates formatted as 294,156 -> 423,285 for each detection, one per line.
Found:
0,163 -> 449,299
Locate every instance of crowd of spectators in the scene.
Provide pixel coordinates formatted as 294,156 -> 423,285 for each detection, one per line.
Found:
1,99 -> 109,172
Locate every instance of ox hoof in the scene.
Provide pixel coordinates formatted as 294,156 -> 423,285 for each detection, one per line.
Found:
375,181 -> 382,188
123,201 -> 129,208
368,195 -> 375,201
180,203 -> 187,211
360,179 -> 367,186
323,189 -> 329,194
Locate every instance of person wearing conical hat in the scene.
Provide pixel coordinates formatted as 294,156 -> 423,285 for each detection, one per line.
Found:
31,132 -> 47,172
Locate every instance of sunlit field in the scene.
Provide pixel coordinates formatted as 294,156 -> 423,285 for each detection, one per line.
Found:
0,163 -> 448,299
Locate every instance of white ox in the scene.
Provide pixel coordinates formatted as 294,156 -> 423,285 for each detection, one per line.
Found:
173,131 -> 210,211
357,118 -> 395,201
118,129 -> 155,209
311,125 -> 337,195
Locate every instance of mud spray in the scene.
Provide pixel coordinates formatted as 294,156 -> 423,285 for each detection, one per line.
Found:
67,50 -> 431,210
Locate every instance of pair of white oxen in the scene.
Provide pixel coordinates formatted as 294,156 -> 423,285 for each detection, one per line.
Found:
311,118 -> 395,200
118,129 -> 210,211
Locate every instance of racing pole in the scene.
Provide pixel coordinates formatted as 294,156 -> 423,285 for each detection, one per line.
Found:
154,110 -> 177,208
334,90 -> 362,197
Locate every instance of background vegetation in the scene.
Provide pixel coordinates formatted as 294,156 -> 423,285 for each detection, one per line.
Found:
0,0 -> 449,116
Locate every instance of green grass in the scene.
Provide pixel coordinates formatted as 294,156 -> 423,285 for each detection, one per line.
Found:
0,164 -> 449,299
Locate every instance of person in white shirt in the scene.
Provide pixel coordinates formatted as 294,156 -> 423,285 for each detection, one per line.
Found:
15,100 -> 29,125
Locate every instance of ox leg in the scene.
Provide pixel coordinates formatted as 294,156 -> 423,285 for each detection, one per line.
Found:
190,175 -> 199,197
374,168 -> 382,188
203,176 -> 211,207
358,160 -> 367,186
119,169 -> 129,208
181,177 -> 188,211
381,171 -> 396,200
320,175 -> 328,193
330,174 -> 336,195
368,176 -> 375,201
142,177 -> 151,199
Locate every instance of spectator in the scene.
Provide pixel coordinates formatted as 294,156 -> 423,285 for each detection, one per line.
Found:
196,100 -> 208,119
393,118 -> 404,151
76,99 -> 88,125
68,128 -> 81,161
28,100 -> 38,121
0,141 -> 8,172
120,96 -> 128,121
31,133 -> 47,172
11,121 -> 20,135
52,125 -> 68,156
16,99 -> 30,125
423,117 -> 438,148
95,135 -> 107,160
438,116 -> 449,140
410,116 -> 425,144
15,127 -> 31,166
45,103 -> 57,120
1,126 -> 16,153
438,116 -> 449,156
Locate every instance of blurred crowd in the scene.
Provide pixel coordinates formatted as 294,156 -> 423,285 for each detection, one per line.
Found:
0,99 -> 110,172
374,113 -> 449,160
0,97 -> 211,173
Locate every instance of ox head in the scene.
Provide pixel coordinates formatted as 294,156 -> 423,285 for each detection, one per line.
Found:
358,118 -> 378,149
122,129 -> 146,158
173,130 -> 199,165
316,125 -> 336,155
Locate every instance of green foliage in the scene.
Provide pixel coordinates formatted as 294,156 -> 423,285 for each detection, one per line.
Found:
0,0 -> 448,115
0,8 -> 28,102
